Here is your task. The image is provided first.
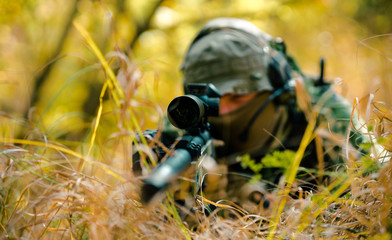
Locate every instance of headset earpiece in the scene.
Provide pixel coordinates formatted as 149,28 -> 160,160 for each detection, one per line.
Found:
267,58 -> 286,90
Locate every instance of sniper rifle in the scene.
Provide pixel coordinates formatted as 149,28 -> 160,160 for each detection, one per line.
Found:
141,83 -> 221,204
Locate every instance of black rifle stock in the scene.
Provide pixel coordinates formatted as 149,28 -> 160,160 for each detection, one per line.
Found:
141,83 -> 221,205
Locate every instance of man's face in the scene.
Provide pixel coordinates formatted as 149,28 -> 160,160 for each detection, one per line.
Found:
209,91 -> 283,156
219,92 -> 259,115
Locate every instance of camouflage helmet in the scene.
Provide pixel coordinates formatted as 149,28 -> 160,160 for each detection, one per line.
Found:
181,18 -> 293,95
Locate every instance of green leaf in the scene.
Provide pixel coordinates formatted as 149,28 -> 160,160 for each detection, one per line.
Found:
261,150 -> 296,169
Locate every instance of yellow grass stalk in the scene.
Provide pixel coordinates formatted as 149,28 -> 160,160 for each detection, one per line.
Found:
288,172 -> 357,239
165,193 -> 192,240
196,195 -> 248,216
1,138 -> 126,182
84,81 -> 107,168
73,21 -> 151,169
73,21 -> 122,164
73,21 -> 124,103
267,111 -> 317,240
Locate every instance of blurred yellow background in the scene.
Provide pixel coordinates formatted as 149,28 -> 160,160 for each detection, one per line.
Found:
0,0 -> 391,141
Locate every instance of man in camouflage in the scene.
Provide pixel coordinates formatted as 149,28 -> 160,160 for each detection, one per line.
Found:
178,17 -> 365,201
137,18 -> 366,207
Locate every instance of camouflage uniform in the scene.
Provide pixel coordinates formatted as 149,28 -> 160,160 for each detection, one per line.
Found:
137,18 -> 367,206
179,18 -> 366,197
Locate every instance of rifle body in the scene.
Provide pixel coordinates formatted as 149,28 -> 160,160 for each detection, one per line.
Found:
141,125 -> 215,204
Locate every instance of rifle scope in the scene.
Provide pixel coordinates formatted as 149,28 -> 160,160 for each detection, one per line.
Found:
167,83 -> 220,129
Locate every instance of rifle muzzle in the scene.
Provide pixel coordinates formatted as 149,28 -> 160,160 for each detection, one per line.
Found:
141,149 -> 192,204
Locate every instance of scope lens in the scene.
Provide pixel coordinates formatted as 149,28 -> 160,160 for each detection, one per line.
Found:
168,95 -> 204,129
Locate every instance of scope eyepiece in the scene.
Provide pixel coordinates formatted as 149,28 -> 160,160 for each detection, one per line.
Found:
167,83 -> 220,129
168,95 -> 205,129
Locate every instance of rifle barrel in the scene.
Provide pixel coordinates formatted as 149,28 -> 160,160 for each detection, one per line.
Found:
141,148 -> 192,204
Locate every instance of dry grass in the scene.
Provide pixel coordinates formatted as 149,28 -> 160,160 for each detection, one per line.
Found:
1,24 -> 391,240
1,131 -> 391,239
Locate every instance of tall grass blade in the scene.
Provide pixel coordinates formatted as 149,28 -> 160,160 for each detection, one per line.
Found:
73,21 -> 150,165
267,113 -> 317,239
1,138 -> 126,181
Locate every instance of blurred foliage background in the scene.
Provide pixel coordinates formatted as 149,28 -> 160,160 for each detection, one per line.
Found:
0,0 -> 391,143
